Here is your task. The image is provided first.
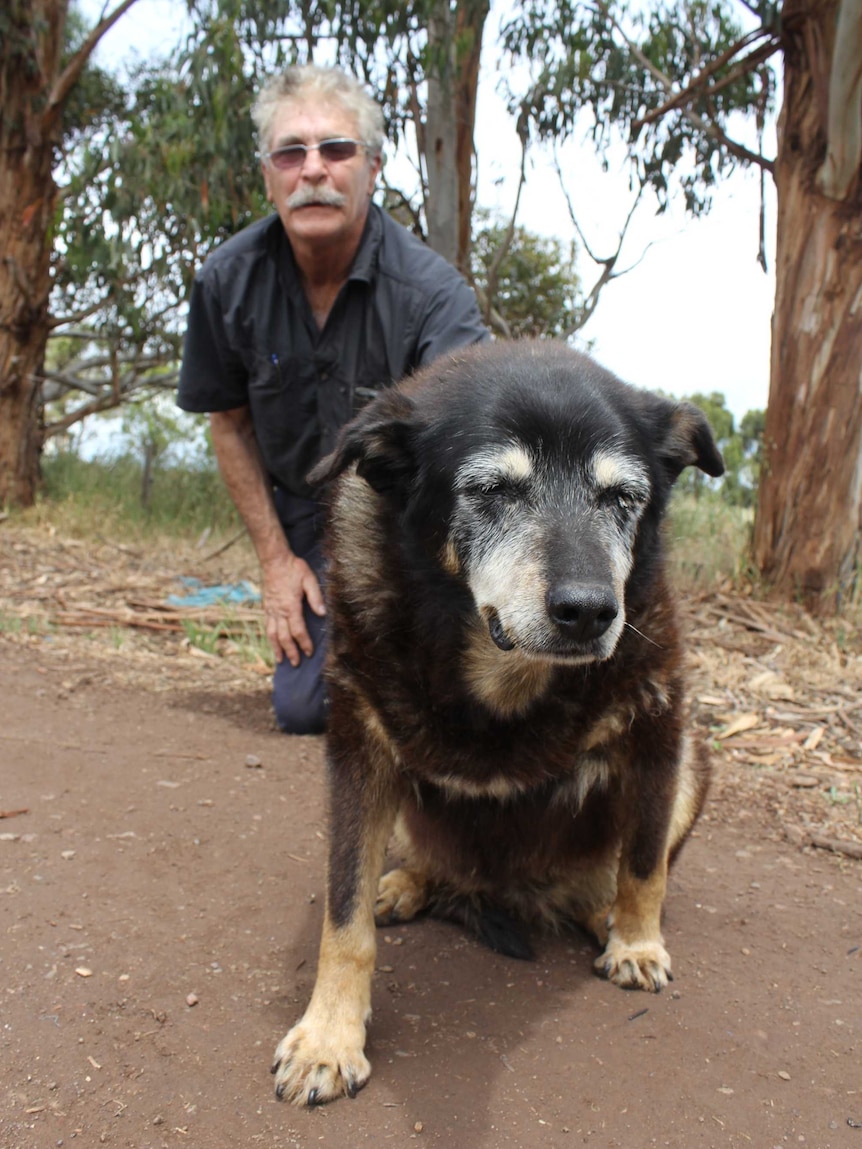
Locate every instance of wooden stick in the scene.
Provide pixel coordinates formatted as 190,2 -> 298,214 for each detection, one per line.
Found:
809,834 -> 862,861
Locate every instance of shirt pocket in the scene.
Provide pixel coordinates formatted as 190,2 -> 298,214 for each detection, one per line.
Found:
247,350 -> 316,417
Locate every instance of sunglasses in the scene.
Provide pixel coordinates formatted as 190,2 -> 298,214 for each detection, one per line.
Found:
264,138 -> 367,171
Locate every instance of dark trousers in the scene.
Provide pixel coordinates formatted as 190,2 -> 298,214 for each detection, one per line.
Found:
271,490 -> 327,735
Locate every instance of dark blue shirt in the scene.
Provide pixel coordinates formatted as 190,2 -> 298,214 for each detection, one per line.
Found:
178,205 -> 488,497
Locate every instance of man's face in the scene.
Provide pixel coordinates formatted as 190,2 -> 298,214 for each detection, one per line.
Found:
261,98 -> 380,255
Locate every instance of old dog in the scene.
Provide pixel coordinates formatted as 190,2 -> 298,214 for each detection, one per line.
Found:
272,340 -> 724,1105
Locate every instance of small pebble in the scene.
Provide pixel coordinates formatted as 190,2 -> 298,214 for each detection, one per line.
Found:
245,754 -> 262,768
414,1121 -> 424,1133
186,992 -> 199,1007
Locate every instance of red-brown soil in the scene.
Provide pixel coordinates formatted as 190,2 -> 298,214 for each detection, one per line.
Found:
1,525 -> 860,1148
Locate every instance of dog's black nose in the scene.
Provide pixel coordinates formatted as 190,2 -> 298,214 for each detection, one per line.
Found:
546,582 -> 619,643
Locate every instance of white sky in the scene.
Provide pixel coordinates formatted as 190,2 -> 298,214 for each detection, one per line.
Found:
80,0 -> 776,423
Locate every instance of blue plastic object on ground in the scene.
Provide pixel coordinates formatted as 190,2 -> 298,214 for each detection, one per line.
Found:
166,576 -> 261,607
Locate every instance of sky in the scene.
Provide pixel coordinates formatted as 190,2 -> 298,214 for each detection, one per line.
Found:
79,0 -> 776,424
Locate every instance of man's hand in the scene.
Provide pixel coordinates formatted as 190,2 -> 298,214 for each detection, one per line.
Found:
262,553 -> 326,667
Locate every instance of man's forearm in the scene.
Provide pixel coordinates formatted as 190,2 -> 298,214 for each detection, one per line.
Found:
209,408 -> 292,569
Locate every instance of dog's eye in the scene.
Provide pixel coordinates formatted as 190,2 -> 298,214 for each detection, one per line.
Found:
604,487 -> 646,516
464,477 -> 524,505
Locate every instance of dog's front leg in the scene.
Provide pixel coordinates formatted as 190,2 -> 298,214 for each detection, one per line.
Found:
595,853 -> 672,992
272,745 -> 398,1105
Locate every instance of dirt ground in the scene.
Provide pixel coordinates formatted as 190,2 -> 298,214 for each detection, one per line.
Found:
1,524 -> 860,1149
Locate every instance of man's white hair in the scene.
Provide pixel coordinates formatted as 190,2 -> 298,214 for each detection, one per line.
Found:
252,64 -> 385,157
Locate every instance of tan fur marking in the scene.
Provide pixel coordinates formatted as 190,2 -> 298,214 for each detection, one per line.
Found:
356,694 -> 401,767
597,860 -> 671,992
580,708 -> 631,751
457,442 -> 534,488
667,733 -> 701,851
591,449 -> 649,492
549,756 -> 612,812
441,537 -> 462,576
375,867 -> 430,923
462,619 -> 553,718
435,772 -> 528,800
494,443 -> 533,480
272,778 -> 397,1105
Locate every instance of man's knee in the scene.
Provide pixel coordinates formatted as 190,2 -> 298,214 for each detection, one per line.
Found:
272,658 -> 327,735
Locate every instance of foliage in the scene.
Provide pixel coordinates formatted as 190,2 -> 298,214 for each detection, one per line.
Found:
501,0 -> 779,215
470,213 -> 581,337
675,391 -> 764,506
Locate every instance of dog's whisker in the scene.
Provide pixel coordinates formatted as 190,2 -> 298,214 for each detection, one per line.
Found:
625,622 -> 664,649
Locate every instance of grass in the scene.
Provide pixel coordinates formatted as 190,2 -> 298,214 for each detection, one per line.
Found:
667,491 -> 754,590
36,451 -> 243,542
182,616 -> 273,668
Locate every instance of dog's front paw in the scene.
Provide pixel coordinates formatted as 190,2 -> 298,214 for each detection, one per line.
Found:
271,1016 -> 370,1105
375,867 -> 429,925
594,936 -> 672,992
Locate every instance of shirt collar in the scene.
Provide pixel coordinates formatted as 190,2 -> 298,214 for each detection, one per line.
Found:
346,203 -> 382,284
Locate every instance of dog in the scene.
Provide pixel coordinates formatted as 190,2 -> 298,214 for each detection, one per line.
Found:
271,340 -> 724,1105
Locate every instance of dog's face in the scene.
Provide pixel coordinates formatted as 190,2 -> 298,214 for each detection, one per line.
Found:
446,435 -> 652,663
310,342 -> 724,665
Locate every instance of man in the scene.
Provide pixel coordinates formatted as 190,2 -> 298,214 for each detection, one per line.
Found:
178,64 -> 488,734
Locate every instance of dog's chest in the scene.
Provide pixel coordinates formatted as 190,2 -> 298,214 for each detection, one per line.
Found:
390,663 -> 675,806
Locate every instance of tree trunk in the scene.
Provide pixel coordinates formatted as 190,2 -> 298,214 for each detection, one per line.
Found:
0,0 -> 68,507
752,0 -> 862,612
424,0 -> 460,266
423,0 -> 489,271
453,0 -> 489,273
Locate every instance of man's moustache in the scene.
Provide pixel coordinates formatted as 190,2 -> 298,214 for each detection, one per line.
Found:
287,187 -> 347,209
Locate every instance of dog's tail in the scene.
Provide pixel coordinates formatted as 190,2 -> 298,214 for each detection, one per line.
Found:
429,891 -> 535,961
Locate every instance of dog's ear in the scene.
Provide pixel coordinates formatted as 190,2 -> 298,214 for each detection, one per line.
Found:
307,389 -> 420,495
659,401 -> 725,479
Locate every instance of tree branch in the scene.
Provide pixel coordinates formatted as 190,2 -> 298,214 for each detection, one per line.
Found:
552,148 -> 653,335
594,0 -> 775,174
632,33 -> 781,136
481,113 -> 529,329
42,368 -> 179,437
45,0 -> 142,119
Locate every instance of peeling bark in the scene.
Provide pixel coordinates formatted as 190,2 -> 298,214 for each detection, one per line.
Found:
752,0 -> 862,611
